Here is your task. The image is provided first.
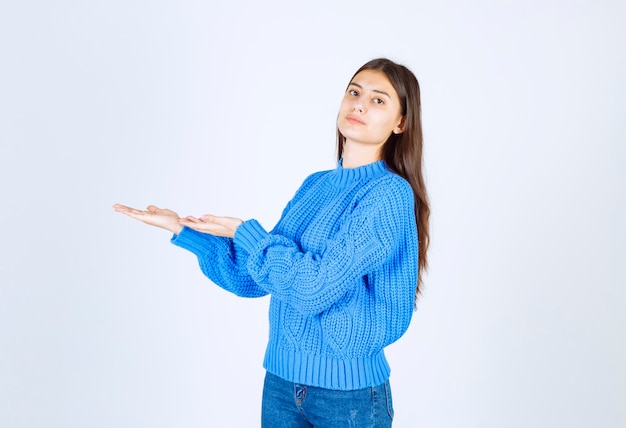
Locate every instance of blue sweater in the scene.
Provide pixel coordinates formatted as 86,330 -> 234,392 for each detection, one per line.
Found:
171,160 -> 418,390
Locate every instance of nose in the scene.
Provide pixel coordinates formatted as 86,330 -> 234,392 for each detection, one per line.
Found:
353,101 -> 365,113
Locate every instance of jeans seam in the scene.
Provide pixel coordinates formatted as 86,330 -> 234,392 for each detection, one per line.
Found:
385,380 -> 394,420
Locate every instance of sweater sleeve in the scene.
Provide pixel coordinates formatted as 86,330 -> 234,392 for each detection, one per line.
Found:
171,226 -> 268,298
233,178 -> 416,315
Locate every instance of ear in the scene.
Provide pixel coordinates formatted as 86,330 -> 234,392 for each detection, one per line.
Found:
393,116 -> 406,134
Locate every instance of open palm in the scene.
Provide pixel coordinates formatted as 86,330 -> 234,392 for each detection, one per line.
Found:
113,204 -> 183,234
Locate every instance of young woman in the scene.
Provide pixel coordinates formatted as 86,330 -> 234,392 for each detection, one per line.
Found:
114,57 -> 430,427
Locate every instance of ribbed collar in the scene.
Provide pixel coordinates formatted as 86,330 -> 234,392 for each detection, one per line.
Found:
329,158 -> 388,187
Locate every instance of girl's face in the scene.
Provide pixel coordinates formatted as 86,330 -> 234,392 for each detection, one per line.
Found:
337,69 -> 405,151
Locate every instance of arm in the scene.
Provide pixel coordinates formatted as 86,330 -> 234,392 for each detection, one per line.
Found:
234,178 -> 416,315
172,171 -> 328,298
112,203 -> 266,297
171,227 -> 268,298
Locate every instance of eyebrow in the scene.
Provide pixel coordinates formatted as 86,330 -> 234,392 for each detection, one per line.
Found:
348,82 -> 392,100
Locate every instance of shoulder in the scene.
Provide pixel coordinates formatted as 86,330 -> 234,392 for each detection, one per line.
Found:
303,168 -> 333,184
293,168 -> 334,193
341,171 -> 415,231
282,168 -> 333,209
361,170 -> 415,207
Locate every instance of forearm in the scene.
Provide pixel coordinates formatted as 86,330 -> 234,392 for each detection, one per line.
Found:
172,226 -> 267,297
235,219 -> 389,314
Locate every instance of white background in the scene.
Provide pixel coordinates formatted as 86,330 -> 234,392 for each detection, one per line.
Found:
1,1 -> 624,427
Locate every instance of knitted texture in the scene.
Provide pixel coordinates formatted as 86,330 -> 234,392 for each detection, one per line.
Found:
171,160 -> 418,390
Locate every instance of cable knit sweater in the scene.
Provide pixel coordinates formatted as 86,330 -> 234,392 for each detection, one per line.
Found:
171,160 -> 418,390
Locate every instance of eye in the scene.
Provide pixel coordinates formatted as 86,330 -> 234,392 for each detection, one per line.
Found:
373,98 -> 384,105
348,89 -> 359,96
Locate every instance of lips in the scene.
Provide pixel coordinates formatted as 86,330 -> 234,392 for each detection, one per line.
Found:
346,115 -> 365,125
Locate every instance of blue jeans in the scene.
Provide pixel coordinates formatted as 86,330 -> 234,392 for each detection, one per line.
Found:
261,371 -> 394,427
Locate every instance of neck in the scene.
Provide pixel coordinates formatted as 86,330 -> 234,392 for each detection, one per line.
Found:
341,140 -> 382,169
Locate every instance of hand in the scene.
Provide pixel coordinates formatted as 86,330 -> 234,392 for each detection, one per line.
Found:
113,204 -> 183,234
178,214 -> 243,238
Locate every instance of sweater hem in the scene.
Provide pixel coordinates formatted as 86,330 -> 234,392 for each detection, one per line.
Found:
263,342 -> 390,391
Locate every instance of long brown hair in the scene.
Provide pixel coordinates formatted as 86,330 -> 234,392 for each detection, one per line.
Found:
337,58 -> 430,298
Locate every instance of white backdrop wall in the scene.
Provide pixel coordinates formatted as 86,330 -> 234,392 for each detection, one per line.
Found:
1,1 -> 624,427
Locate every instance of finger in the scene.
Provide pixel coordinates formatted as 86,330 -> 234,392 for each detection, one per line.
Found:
200,214 -> 217,223
123,209 -> 149,219
202,215 -> 237,228
180,218 -> 223,232
180,216 -> 202,224
113,203 -> 134,212
114,204 -> 147,217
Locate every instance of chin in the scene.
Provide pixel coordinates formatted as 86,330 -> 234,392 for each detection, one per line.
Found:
338,124 -> 363,141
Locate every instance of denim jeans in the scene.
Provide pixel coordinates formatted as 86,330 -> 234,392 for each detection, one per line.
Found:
261,371 -> 394,427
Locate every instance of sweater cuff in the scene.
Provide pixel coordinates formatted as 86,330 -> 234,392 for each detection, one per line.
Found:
170,226 -> 219,257
234,219 -> 268,254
